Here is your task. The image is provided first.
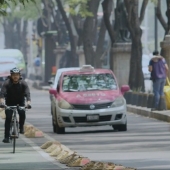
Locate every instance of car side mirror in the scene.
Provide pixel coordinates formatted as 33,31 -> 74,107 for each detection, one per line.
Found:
49,89 -> 57,96
121,85 -> 130,95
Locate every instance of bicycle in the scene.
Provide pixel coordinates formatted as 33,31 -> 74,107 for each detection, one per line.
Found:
0,105 -> 30,153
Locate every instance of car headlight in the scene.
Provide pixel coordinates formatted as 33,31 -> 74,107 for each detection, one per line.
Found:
111,97 -> 124,107
58,99 -> 73,109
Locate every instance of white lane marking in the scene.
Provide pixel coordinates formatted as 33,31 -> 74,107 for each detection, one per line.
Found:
20,134 -> 67,168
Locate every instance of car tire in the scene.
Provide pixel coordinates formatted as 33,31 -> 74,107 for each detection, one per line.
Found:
55,120 -> 65,134
112,123 -> 127,131
52,118 -> 57,133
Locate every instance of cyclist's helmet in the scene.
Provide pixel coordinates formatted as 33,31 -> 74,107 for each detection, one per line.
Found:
10,67 -> 20,74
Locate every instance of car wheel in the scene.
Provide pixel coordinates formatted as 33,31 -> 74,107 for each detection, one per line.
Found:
55,120 -> 65,134
112,123 -> 127,131
52,118 -> 57,133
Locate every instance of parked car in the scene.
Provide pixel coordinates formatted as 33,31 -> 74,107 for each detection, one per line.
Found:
0,49 -> 26,78
0,62 -> 17,88
49,65 -> 130,134
142,54 -> 151,80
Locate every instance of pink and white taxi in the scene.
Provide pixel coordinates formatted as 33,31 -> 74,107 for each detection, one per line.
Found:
50,65 -> 129,134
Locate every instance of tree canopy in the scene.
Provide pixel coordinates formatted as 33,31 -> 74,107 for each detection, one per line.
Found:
0,0 -> 35,16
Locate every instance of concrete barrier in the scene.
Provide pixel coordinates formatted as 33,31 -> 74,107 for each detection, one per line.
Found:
133,92 -> 138,106
158,96 -> 167,110
141,93 -> 148,107
24,125 -> 44,138
127,105 -> 170,123
125,91 -> 132,104
130,92 -> 135,105
147,93 -> 154,108
137,92 -> 143,106
68,157 -> 90,167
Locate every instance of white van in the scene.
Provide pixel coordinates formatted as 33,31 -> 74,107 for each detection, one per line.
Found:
0,49 -> 26,78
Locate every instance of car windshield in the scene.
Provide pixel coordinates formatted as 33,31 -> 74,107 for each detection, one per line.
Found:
62,73 -> 117,92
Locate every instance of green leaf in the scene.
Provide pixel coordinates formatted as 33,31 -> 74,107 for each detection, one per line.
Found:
0,0 -> 36,16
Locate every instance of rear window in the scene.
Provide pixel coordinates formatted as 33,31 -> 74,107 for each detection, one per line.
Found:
62,73 -> 117,92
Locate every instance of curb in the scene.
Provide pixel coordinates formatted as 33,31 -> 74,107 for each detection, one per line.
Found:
127,105 -> 170,123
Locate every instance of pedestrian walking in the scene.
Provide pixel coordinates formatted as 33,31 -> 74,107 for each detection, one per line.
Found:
34,54 -> 41,80
149,51 -> 169,111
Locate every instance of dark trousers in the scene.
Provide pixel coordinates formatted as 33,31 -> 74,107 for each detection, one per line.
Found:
4,109 -> 26,138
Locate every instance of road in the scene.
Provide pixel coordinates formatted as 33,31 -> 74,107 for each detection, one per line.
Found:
0,118 -> 75,170
25,88 -> 170,170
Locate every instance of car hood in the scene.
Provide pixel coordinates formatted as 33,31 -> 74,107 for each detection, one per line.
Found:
59,90 -> 122,104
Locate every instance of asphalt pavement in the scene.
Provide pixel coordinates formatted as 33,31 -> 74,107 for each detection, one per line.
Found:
25,88 -> 170,170
1,83 -> 170,170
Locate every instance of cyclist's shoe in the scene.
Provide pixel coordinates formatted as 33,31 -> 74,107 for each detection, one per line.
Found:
2,138 -> 10,143
20,128 -> 24,134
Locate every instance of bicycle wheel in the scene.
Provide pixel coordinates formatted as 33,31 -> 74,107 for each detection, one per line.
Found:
12,119 -> 17,153
13,138 -> 16,153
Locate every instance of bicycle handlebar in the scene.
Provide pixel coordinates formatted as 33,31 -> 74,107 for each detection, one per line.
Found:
0,105 -> 31,110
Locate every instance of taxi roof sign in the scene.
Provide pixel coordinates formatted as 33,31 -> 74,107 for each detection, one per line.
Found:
79,65 -> 94,72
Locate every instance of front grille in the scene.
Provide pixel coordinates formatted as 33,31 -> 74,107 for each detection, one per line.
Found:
72,102 -> 112,110
74,115 -> 112,123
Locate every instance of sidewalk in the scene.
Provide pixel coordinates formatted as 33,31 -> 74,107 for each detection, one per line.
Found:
127,105 -> 170,123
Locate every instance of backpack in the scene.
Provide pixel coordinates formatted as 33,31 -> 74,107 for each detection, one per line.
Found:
35,58 -> 40,66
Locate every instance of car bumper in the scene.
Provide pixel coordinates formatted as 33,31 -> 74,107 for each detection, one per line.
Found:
56,105 -> 127,127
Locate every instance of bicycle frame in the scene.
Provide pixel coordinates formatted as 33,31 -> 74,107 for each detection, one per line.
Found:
6,105 -> 26,153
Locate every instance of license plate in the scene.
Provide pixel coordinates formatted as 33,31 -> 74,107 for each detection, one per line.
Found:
87,115 -> 99,122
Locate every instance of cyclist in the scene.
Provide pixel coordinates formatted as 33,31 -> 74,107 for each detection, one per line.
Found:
0,67 -> 31,143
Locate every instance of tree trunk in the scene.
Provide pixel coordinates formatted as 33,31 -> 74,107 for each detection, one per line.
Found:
83,0 -> 100,66
102,0 -> 115,46
71,14 -> 83,47
156,0 -> 167,32
129,35 -> 144,90
125,0 -> 148,90
21,20 -> 28,61
56,0 -> 77,67
166,0 -> 170,34
44,34 -> 56,83
42,0 -> 52,30
3,18 -> 16,49
95,18 -> 106,68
